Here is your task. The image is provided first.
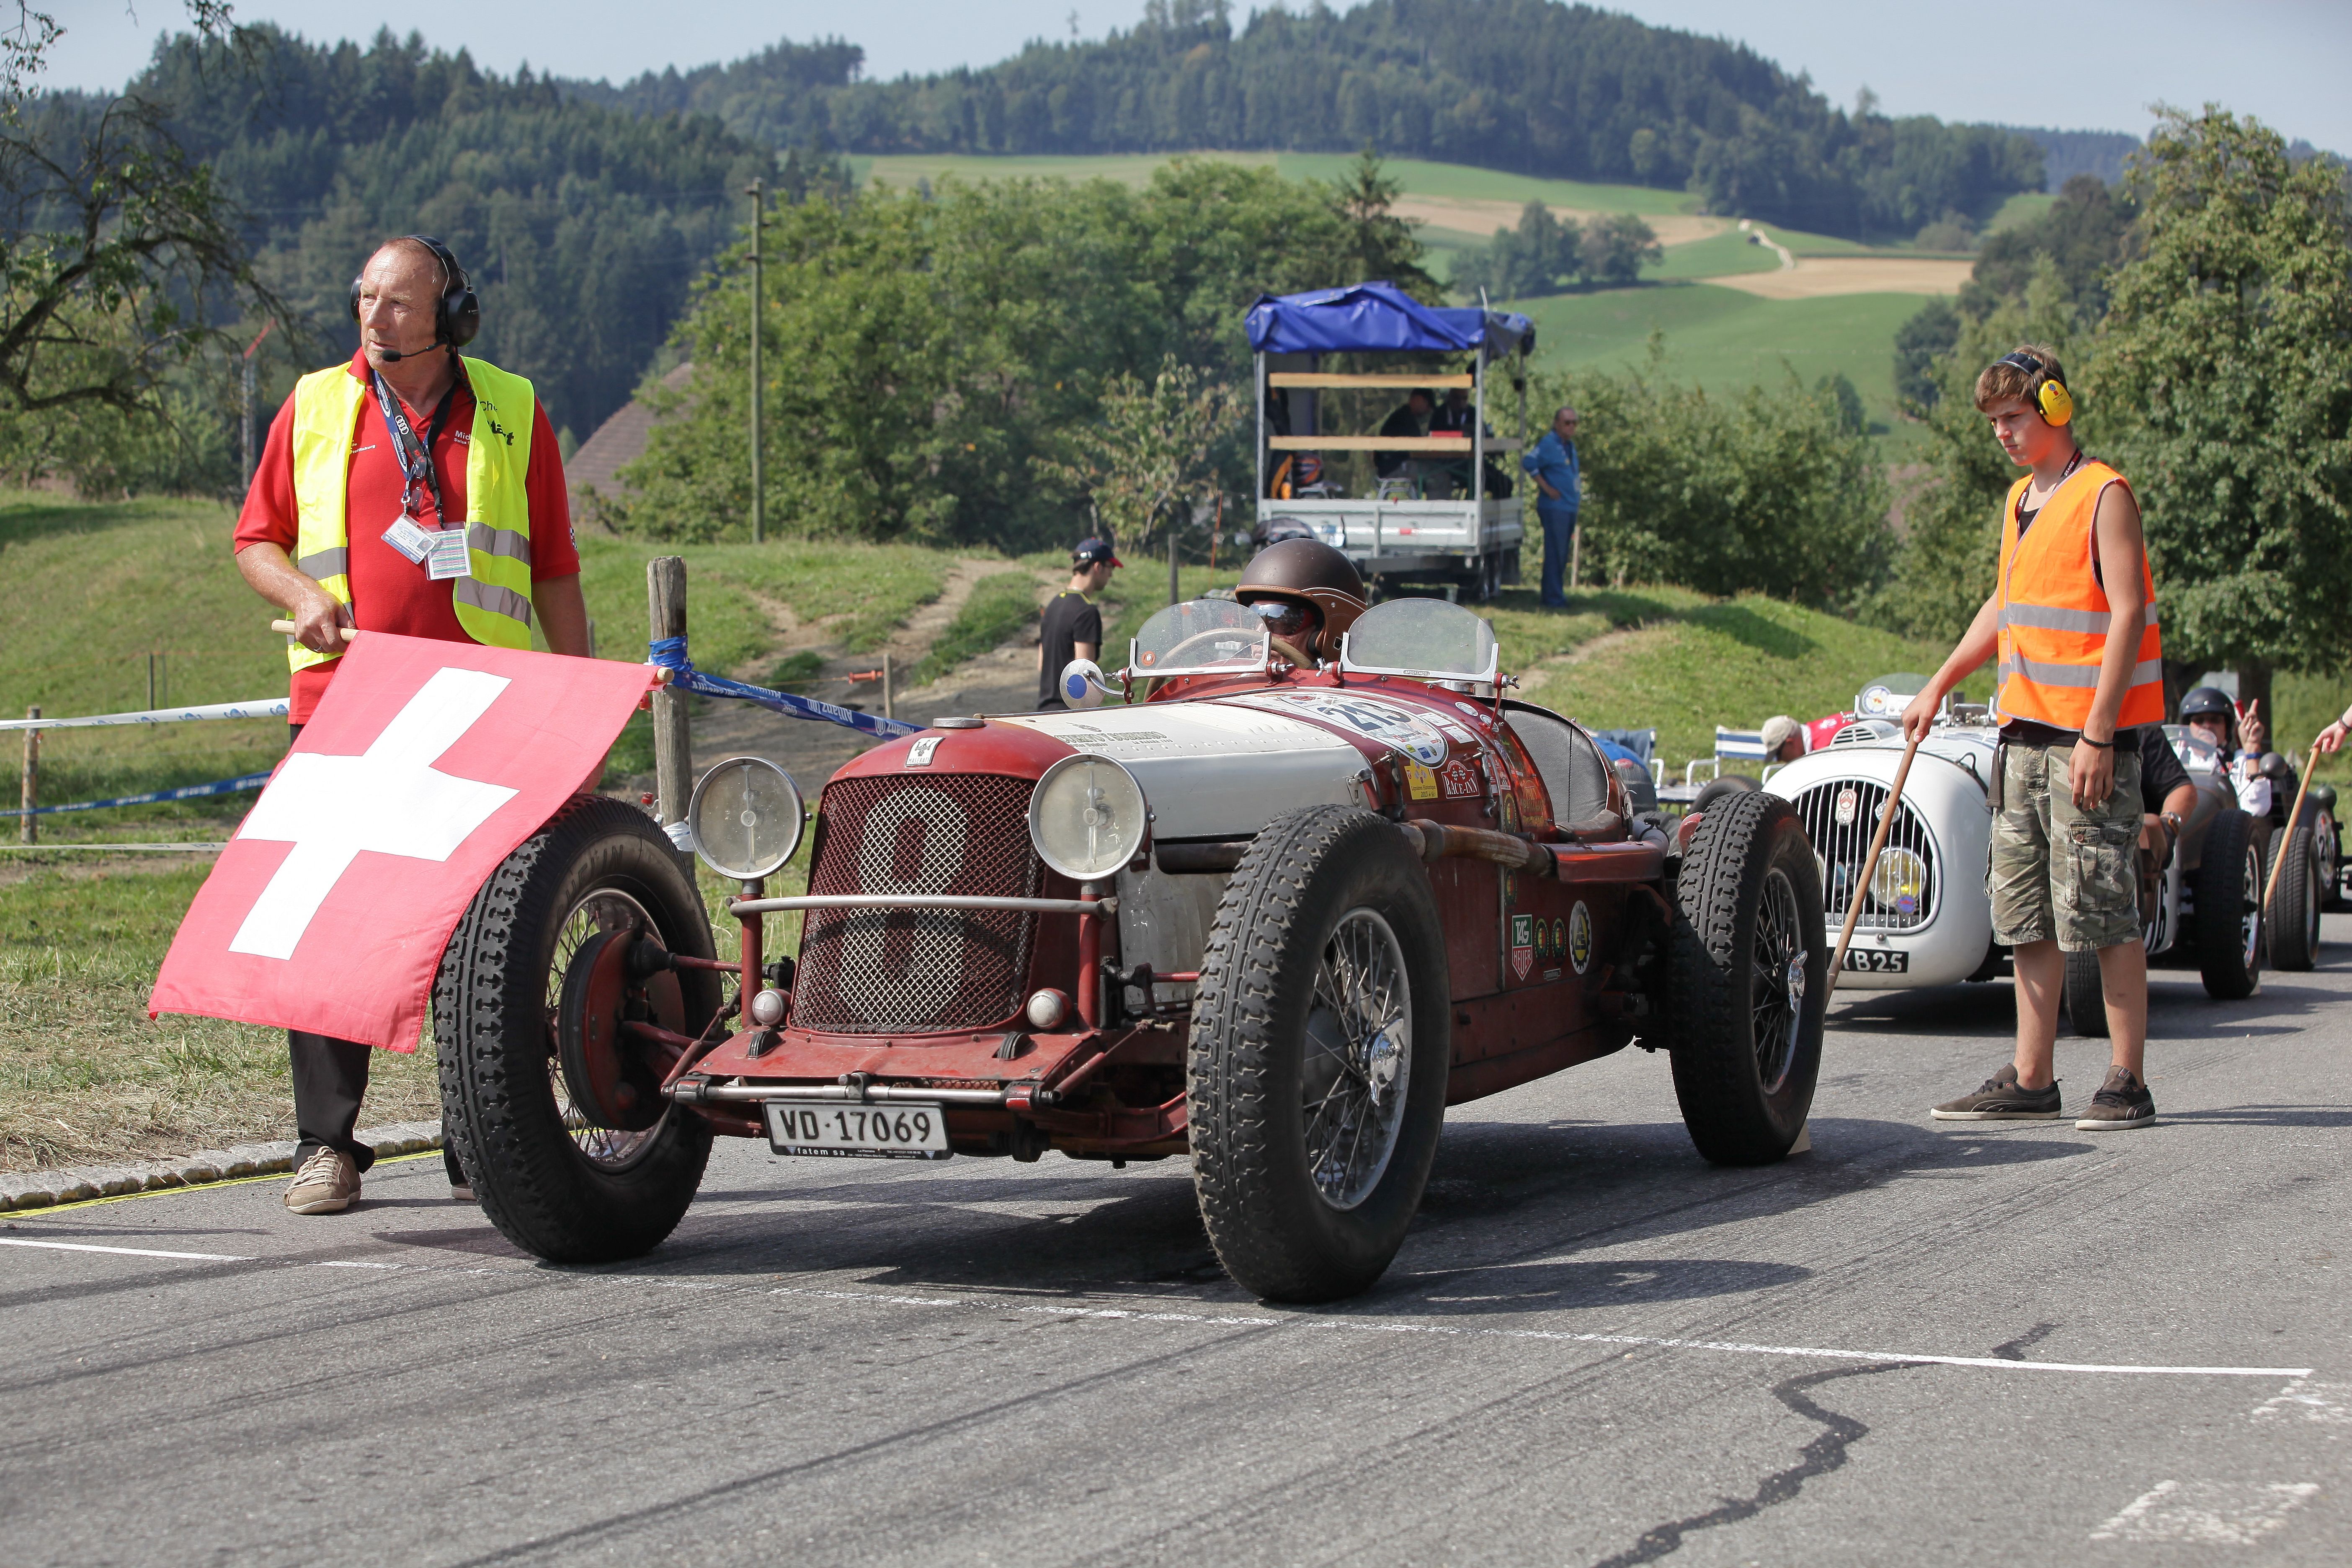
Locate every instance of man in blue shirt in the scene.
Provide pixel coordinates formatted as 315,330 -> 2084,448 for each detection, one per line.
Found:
1521,405 -> 1580,606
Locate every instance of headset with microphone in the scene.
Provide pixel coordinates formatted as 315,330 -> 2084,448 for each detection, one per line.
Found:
1995,349 -> 2073,426
350,235 -> 480,359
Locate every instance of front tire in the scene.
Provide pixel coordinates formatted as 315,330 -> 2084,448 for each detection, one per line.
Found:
1666,791 -> 1826,1164
1189,807 -> 1450,1303
2269,820 -> 2323,972
2196,807 -> 2263,1000
2064,948 -> 2110,1037
436,796 -> 720,1264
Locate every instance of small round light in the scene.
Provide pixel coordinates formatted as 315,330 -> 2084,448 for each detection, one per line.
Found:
1025,988 -> 1070,1030
1870,848 -> 1929,916
748,988 -> 789,1027
1028,753 -> 1149,882
687,756 -> 804,881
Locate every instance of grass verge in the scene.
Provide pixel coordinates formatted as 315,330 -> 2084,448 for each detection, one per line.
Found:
909,570 -> 1043,689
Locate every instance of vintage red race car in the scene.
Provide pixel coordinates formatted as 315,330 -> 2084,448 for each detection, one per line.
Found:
435,594 -> 1828,1302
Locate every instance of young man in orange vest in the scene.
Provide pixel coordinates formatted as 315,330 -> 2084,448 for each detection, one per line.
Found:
1903,346 -> 2162,1130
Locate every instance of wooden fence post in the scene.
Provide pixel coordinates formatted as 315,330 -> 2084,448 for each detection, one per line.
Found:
19,705 -> 37,846
647,557 -> 692,843
881,652 -> 893,720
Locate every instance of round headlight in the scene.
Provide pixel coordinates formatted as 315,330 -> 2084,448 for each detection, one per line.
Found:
1025,988 -> 1070,1030
1028,753 -> 1148,882
687,756 -> 805,881
1870,847 -> 1929,917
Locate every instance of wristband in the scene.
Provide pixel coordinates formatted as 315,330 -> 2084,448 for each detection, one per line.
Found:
2078,734 -> 2115,749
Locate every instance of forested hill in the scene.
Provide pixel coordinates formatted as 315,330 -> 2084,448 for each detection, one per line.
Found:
121,27 -> 787,436
566,0 -> 2044,240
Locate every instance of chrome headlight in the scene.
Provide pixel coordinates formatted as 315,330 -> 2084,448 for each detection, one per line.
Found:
1870,847 -> 1929,917
1028,753 -> 1148,882
687,756 -> 805,881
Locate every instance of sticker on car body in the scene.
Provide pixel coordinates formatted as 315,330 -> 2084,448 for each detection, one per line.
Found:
1404,762 -> 1440,799
1219,689 -> 1452,766
1510,913 -> 1535,980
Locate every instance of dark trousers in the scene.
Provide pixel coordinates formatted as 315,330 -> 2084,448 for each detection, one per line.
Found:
283,723 -> 463,1185
1538,504 -> 1579,605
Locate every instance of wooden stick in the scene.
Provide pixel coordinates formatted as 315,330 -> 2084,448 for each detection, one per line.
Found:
1830,729 -> 1924,988
2262,742 -> 2324,918
268,620 -> 358,641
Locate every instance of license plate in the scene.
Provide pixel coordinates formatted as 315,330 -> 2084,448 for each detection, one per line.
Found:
763,1101 -> 952,1160
1841,948 -> 1909,973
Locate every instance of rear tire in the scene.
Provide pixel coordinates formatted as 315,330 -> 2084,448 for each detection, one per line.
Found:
1665,791 -> 1826,1164
2196,807 -> 2264,1001
2269,820 -> 2323,972
1189,806 -> 1450,1303
2064,948 -> 2110,1037
436,796 -> 720,1264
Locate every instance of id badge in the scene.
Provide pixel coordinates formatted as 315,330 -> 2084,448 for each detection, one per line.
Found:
382,516 -> 432,564
424,527 -> 470,581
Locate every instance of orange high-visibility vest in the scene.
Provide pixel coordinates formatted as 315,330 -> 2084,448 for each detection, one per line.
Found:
1994,459 -> 2164,731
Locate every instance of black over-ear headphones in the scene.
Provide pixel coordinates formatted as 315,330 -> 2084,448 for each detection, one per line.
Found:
348,235 -> 480,351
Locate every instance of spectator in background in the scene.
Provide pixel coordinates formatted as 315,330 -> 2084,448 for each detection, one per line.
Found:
1375,388 -> 1433,480
1427,387 -> 1512,499
1523,405 -> 1580,607
1762,712 -> 1854,763
1036,538 -> 1120,709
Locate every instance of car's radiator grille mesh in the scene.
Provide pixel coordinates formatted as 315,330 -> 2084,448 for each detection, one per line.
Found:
789,774 -> 1042,1034
1790,778 -> 1939,933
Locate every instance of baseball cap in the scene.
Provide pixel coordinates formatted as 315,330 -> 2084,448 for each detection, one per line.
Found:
1073,538 -> 1123,567
1760,715 -> 1799,753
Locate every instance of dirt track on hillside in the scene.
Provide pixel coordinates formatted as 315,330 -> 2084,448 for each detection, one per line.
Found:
1393,196 -> 1725,246
1707,255 -> 1973,299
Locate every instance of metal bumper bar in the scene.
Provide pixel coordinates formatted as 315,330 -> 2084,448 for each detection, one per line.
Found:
728,894 -> 1117,918
668,1081 -> 1015,1107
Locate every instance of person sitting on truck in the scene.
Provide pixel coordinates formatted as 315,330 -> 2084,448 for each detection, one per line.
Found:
1375,389 -> 1434,479
1428,387 -> 1513,499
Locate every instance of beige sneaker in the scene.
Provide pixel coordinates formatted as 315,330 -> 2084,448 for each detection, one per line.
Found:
284,1147 -> 361,1214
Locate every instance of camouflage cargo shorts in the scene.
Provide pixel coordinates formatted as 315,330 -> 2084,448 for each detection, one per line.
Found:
1988,740 -> 2144,953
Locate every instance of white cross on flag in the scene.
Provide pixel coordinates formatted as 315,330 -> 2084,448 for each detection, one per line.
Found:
151,632 -> 658,1051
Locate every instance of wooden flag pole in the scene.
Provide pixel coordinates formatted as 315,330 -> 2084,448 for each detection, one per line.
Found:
2262,742 -> 2324,918
1830,729 -> 1924,987
269,620 -> 358,641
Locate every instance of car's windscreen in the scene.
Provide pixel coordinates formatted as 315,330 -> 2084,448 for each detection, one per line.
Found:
1341,597 -> 1499,682
1131,599 -> 1269,676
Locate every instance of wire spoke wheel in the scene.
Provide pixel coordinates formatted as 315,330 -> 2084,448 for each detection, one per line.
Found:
2240,846 -> 2263,971
1746,869 -> 1805,1094
545,889 -> 671,1171
1299,908 -> 1413,1211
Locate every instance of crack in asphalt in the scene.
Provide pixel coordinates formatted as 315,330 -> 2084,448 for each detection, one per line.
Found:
1586,1362 -> 1915,1568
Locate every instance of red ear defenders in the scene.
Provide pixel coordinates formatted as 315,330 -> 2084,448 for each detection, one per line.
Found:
348,235 -> 480,350
1995,350 -> 2073,426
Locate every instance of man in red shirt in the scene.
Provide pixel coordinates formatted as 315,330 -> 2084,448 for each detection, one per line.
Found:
235,235 -> 590,1214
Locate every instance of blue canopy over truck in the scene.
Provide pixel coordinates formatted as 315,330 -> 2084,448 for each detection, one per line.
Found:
1248,281 -> 1535,600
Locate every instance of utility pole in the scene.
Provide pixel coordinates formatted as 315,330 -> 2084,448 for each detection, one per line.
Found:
747,178 -> 766,545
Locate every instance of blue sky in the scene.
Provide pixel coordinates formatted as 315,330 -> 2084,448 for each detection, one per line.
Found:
45,1 -> 2352,151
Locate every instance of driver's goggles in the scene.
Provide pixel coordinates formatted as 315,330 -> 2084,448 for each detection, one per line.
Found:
1248,599 -> 1319,637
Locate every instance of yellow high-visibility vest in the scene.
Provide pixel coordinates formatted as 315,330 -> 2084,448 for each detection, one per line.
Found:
286,357 -> 537,673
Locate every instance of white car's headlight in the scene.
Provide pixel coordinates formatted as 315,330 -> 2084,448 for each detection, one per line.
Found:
687,755 -> 805,881
1028,753 -> 1148,882
1870,847 -> 1929,917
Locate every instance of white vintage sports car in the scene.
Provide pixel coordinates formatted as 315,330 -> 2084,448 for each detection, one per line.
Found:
1760,676 -> 2268,1015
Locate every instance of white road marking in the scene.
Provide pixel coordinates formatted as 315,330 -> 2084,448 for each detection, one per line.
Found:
0,1237 -> 255,1262
2090,1480 -> 2320,1544
2252,1379 -> 2352,1426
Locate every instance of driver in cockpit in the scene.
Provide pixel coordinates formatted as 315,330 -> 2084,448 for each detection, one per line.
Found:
1233,539 -> 1370,667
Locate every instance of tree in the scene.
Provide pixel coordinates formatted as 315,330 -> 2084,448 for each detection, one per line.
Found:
1037,355 -> 1241,554
1580,213 -> 1662,286
1322,146 -> 1437,299
1454,200 -> 1579,301
2091,107 -> 2352,720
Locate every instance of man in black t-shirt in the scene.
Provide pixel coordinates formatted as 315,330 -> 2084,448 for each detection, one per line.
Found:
1037,537 -> 1120,708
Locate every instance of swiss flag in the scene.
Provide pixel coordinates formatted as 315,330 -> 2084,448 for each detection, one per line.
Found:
151,633 -> 658,1051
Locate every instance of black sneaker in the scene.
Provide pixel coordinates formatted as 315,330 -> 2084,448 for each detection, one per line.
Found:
2075,1066 -> 2156,1131
1931,1064 -> 2061,1120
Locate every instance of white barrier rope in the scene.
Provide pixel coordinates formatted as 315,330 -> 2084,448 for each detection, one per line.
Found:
0,698 -> 289,732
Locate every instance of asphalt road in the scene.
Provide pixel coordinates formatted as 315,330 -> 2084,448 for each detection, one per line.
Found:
5,925 -> 2349,1565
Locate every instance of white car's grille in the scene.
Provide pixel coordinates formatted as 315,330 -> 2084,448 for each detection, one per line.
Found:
1791,778 -> 1939,932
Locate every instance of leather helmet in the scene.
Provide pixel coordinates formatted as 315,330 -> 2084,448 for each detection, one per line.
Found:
1235,538 -> 1368,654
2178,686 -> 2236,723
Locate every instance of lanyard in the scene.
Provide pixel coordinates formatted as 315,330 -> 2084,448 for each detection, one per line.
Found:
369,367 -> 459,524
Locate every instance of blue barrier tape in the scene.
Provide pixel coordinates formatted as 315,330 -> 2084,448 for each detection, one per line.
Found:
0,771 -> 271,818
647,636 -> 923,742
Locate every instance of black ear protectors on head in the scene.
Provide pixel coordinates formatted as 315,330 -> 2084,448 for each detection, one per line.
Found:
348,235 -> 480,351
1996,350 -> 2073,426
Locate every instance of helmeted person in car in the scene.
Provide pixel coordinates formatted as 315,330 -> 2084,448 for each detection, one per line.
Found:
235,235 -> 590,1216
1233,538 -> 1369,667
1900,346 -> 2163,1131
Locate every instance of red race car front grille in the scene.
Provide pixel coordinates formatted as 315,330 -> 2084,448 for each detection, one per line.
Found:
789,772 -> 1043,1034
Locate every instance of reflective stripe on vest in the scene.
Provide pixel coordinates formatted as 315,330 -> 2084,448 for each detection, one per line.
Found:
1992,459 -> 2164,731
285,357 -> 537,674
